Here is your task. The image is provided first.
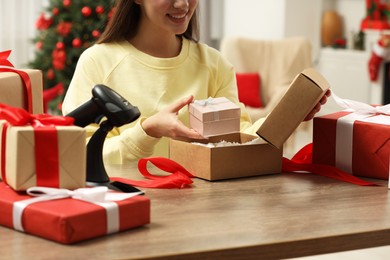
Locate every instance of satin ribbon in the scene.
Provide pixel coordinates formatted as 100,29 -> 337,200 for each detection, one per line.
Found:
332,91 -> 390,115
111,157 -> 194,189
282,144 -> 378,186
0,50 -> 33,113
0,50 -> 14,67
192,97 -> 220,121
331,92 -> 390,173
193,97 -> 215,106
0,104 -> 74,187
13,186 -> 143,233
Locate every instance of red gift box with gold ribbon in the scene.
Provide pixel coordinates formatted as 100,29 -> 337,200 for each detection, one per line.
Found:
312,94 -> 390,180
0,50 -> 43,114
0,104 -> 86,191
0,182 -> 150,244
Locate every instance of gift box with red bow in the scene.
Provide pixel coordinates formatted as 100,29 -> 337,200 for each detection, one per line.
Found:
0,104 -> 86,191
189,97 -> 241,137
312,94 -> 390,180
0,182 -> 150,244
0,50 -> 43,114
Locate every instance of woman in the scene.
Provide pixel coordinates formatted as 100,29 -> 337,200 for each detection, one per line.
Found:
62,0 -> 328,165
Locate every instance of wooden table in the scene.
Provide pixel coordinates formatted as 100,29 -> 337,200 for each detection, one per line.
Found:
1,163 -> 390,260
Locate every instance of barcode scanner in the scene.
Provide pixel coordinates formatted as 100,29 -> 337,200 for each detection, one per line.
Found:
66,84 -> 142,193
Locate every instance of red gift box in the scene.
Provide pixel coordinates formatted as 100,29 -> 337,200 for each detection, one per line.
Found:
0,182 -> 150,244
313,111 -> 390,180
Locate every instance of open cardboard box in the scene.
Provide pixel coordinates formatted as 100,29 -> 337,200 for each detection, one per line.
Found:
170,68 -> 330,181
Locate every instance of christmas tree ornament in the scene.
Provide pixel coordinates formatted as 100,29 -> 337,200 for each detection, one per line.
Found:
63,0 -> 71,8
81,6 -> 93,17
52,7 -> 59,16
72,38 -> 82,48
35,41 -> 43,50
96,6 -> 105,15
55,42 -> 65,50
47,69 -> 55,80
57,22 -> 72,37
92,30 -> 101,38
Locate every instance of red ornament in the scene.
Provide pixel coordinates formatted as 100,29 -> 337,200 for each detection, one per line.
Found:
72,38 -> 82,48
47,69 -> 55,80
56,42 -> 65,50
63,0 -> 71,7
57,21 -> 72,37
81,6 -> 92,17
52,49 -> 67,71
95,6 -> 105,14
52,7 -> 59,16
92,30 -> 101,38
35,13 -> 53,30
35,41 -> 43,50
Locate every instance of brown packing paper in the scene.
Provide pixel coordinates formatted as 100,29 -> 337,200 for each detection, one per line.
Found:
0,121 -> 86,191
0,69 -> 44,114
170,68 -> 330,181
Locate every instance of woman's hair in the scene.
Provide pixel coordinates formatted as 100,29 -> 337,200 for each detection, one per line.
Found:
97,0 -> 199,44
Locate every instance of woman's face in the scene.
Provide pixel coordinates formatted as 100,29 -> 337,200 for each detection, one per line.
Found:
136,0 -> 198,36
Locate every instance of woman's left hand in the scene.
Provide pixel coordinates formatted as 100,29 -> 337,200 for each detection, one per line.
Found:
304,89 -> 331,121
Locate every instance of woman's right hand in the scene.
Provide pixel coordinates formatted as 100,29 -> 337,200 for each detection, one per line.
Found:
141,95 -> 204,140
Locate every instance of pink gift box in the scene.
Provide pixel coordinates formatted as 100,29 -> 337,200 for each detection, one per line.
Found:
189,97 -> 240,137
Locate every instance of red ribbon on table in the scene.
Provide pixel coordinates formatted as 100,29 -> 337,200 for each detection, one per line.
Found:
0,104 -> 74,187
110,143 -> 380,190
0,50 -> 33,113
111,157 -> 195,189
282,143 -> 379,186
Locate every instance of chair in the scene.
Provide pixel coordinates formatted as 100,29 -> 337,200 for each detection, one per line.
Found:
220,37 -> 313,154
220,36 -> 312,120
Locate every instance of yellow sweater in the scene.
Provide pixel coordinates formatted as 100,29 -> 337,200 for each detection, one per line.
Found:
62,38 -> 264,164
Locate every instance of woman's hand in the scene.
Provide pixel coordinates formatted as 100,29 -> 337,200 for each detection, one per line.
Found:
304,89 -> 331,121
141,95 -> 204,140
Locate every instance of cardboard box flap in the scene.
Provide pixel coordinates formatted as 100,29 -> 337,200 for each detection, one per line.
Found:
256,68 -> 330,149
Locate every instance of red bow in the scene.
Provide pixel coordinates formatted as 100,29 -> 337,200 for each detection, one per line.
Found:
0,104 -> 75,188
0,50 -> 14,67
0,103 -> 74,127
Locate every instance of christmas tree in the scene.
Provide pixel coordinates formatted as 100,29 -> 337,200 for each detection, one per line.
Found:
28,0 -> 115,114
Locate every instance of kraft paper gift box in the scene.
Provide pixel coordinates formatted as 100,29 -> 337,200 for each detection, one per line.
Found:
189,97 -> 240,137
0,182 -> 150,244
170,68 -> 330,181
312,111 -> 390,180
0,119 -> 87,191
0,69 -> 44,114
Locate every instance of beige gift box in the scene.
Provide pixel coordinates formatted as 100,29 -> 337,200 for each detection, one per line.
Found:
170,68 -> 330,181
0,121 -> 86,191
0,69 -> 43,114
